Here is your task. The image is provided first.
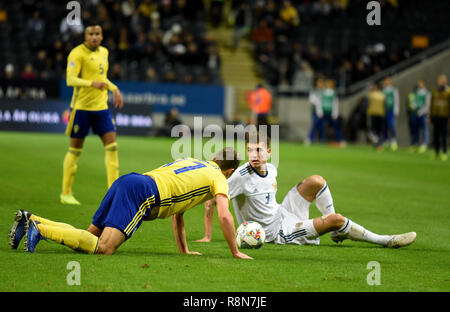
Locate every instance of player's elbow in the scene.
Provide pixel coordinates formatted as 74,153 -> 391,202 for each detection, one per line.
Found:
66,76 -> 76,87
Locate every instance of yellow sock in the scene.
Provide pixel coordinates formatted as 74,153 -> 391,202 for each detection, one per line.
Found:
105,142 -> 119,188
30,215 -> 75,229
62,147 -> 82,194
37,223 -> 99,254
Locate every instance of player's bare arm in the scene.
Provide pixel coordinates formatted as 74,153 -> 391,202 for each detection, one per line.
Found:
194,198 -> 216,242
172,213 -> 201,256
113,88 -> 124,109
215,194 -> 253,260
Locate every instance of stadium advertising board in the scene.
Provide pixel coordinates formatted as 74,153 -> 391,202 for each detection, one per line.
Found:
60,80 -> 225,115
0,100 -> 152,136
0,78 -> 61,100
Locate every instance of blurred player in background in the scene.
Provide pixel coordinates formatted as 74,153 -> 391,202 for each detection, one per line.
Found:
248,84 -> 272,127
382,76 -> 400,151
410,79 -> 431,153
196,131 -> 416,248
305,76 -> 324,145
62,24 -> 123,205
317,79 -> 345,147
430,74 -> 450,161
367,82 -> 386,151
9,148 -> 252,259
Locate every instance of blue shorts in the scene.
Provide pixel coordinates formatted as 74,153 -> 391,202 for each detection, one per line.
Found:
67,109 -> 116,138
92,173 -> 160,240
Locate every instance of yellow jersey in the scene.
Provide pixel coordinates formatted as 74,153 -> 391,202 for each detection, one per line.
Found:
66,43 -> 118,111
144,158 -> 229,219
430,86 -> 450,117
367,90 -> 386,117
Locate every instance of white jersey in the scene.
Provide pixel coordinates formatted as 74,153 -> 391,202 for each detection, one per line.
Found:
228,162 -> 281,241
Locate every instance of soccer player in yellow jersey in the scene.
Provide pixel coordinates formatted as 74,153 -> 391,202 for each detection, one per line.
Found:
8,148 -> 253,259
61,24 -> 124,205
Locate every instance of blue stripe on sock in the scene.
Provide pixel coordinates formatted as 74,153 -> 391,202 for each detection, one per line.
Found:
316,183 -> 328,198
338,219 -> 350,233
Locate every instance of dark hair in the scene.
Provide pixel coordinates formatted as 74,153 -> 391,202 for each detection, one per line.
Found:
245,130 -> 271,148
84,22 -> 102,30
213,147 -> 241,171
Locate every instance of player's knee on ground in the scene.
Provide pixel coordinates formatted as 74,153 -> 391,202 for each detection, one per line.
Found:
95,227 -> 125,255
297,175 -> 326,201
96,242 -> 118,255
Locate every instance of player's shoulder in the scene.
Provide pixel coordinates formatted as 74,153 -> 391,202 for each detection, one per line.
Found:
266,163 -> 277,173
68,44 -> 85,56
99,45 -> 109,54
234,162 -> 277,178
236,162 -> 252,177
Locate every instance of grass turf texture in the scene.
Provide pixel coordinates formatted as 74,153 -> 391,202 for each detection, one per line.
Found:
0,131 -> 449,292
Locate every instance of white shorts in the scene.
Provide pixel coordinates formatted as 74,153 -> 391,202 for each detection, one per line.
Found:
272,185 -> 320,245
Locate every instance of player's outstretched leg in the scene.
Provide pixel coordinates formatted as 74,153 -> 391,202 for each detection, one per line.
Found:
25,219 -> 99,254
313,214 -> 416,248
24,216 -> 126,255
8,210 -> 79,250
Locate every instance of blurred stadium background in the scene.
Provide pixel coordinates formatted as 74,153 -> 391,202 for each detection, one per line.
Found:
1,0 -> 450,293
0,0 -> 449,146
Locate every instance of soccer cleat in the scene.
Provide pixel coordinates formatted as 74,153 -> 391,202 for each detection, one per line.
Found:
417,145 -> 427,154
368,132 -> 378,144
60,193 -> 81,205
385,232 -> 416,248
25,220 -> 45,253
390,142 -> 398,151
440,153 -> 448,162
8,210 -> 32,249
330,231 -> 348,244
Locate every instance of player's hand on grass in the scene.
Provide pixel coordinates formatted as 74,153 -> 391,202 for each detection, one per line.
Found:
194,236 -> 211,243
91,81 -> 108,89
185,250 -> 202,256
113,89 -> 124,109
233,251 -> 253,260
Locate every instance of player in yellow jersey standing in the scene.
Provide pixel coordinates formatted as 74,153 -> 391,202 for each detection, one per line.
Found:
61,24 -> 124,205
8,148 -> 252,259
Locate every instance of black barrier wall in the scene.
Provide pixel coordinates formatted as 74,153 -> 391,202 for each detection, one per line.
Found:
0,100 -> 153,136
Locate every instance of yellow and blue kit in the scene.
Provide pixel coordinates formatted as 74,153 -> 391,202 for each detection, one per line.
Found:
92,158 -> 229,239
65,43 -> 118,138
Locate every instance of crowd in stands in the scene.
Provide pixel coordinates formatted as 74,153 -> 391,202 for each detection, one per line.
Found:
1,0 -> 449,90
229,0 -> 449,88
0,0 -> 221,84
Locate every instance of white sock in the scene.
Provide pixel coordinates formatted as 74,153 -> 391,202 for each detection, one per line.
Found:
338,218 -> 391,246
315,182 -> 336,216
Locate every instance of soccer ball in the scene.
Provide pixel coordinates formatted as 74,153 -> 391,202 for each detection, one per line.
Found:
236,221 -> 266,249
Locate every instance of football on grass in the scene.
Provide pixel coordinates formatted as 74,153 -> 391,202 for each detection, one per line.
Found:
236,221 -> 266,249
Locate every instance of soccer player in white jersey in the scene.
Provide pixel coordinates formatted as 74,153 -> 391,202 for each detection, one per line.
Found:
196,132 -> 416,248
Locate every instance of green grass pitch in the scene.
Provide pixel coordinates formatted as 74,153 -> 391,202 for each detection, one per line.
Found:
0,131 -> 449,292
